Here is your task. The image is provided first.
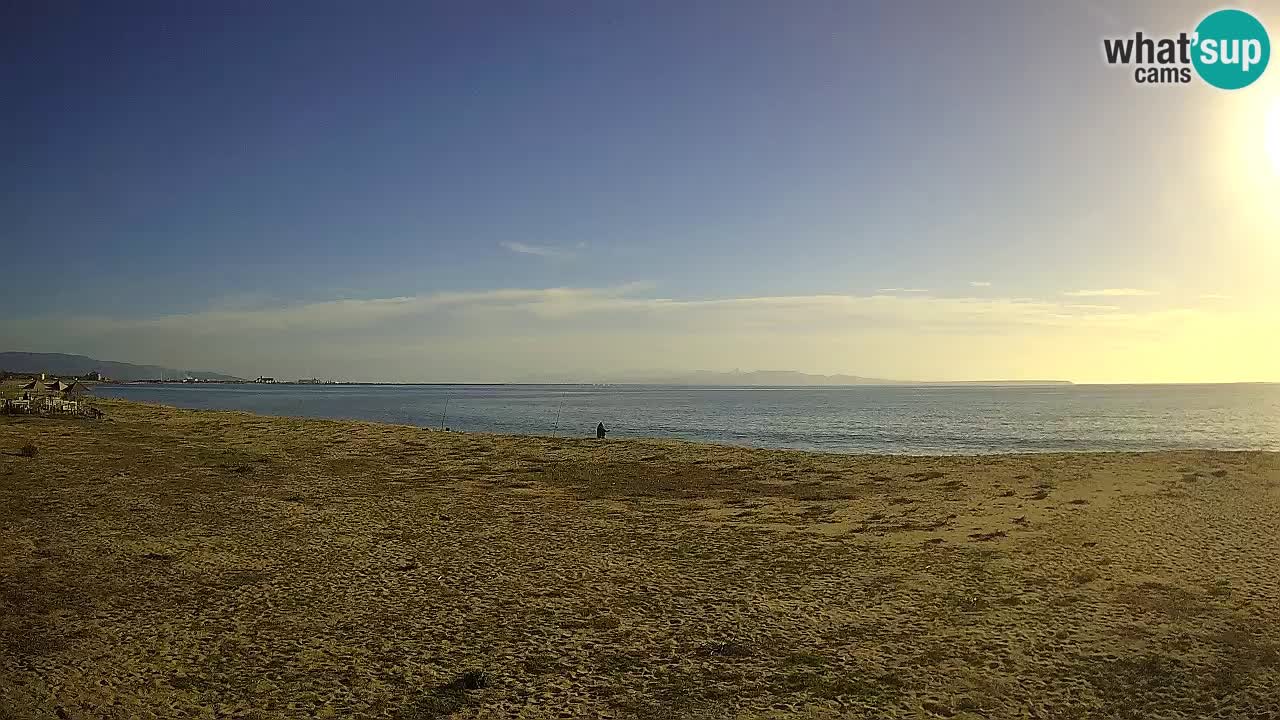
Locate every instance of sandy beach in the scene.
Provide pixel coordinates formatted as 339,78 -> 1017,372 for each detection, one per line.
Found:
2,400 -> 1279,719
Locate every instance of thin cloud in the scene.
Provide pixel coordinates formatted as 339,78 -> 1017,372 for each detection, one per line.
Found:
1199,293 -> 1232,300
1062,288 -> 1158,297
969,281 -> 992,287
3,285 -> 1268,382
11,285 -> 1145,340
876,288 -> 930,293
500,241 -> 573,258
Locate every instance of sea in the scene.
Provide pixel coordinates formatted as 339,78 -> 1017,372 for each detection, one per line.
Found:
92,382 -> 1280,455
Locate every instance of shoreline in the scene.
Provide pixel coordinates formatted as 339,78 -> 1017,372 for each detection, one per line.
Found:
91,397 -> 1280,459
106,379 -> 1279,387
85,395 -> 1280,457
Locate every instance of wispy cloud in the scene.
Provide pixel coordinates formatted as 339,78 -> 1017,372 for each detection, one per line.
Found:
500,241 -> 575,258
0,286 -> 1184,341
876,288 -> 930,294
3,285 -> 1271,383
1062,288 -> 1158,297
969,281 -> 992,288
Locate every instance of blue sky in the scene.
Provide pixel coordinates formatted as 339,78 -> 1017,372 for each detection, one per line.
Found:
3,1 -> 1278,382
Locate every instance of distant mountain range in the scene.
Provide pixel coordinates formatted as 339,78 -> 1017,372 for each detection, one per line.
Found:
626,370 -> 904,385
0,352 -> 242,382
639,370 -> 1071,386
522,369 -> 1073,386
0,352 -> 1071,386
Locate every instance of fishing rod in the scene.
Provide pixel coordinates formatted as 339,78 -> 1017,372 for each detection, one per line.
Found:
552,392 -> 566,436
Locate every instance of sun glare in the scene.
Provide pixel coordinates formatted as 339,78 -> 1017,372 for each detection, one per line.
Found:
1267,97 -> 1280,177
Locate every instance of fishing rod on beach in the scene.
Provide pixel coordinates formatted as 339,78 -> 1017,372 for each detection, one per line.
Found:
440,397 -> 449,430
552,391 -> 566,436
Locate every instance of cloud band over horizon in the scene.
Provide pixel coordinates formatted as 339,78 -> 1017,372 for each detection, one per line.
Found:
5,284 -> 1274,384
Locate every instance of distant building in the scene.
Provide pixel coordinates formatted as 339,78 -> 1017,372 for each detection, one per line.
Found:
255,376 -> 276,384
84,370 -> 105,381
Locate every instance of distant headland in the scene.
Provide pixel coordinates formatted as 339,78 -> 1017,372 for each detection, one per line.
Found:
568,369 -> 1074,387
0,352 -> 241,383
1,352 -> 1073,387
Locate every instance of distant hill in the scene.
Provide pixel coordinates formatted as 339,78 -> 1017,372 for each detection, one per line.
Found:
630,370 -> 1072,386
520,369 -> 1073,386
632,370 -> 905,385
0,352 -> 241,382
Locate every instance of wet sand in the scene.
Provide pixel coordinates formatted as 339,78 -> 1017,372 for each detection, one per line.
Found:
2,400 -> 1279,718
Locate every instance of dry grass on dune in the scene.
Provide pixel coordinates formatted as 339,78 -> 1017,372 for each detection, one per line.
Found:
2,399 -> 1280,719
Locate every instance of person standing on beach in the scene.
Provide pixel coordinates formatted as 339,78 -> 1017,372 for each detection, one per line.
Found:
596,422 -> 607,439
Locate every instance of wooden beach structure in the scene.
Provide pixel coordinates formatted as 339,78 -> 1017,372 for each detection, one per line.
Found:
3,377 -> 99,417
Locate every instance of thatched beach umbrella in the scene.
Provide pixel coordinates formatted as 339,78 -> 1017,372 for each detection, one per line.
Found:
20,378 -> 44,392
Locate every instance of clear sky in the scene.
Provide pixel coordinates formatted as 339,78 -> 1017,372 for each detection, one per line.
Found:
3,1 -> 1278,382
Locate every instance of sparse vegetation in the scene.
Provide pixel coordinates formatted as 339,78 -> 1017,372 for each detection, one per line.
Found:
696,640 -> 754,658
1070,569 -> 1100,585
19,441 -> 38,458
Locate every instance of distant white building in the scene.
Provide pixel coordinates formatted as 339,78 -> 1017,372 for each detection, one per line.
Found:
255,376 -> 275,384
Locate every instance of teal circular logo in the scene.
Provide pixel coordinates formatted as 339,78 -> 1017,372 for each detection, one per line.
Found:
1193,9 -> 1270,89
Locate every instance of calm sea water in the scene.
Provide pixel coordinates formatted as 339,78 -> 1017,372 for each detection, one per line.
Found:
93,383 -> 1280,455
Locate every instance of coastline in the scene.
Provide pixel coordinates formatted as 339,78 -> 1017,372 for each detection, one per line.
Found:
3,400 -> 1279,718
87,386 -> 1280,456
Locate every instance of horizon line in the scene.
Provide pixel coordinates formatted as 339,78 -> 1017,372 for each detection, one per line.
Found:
112,379 -> 1278,387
